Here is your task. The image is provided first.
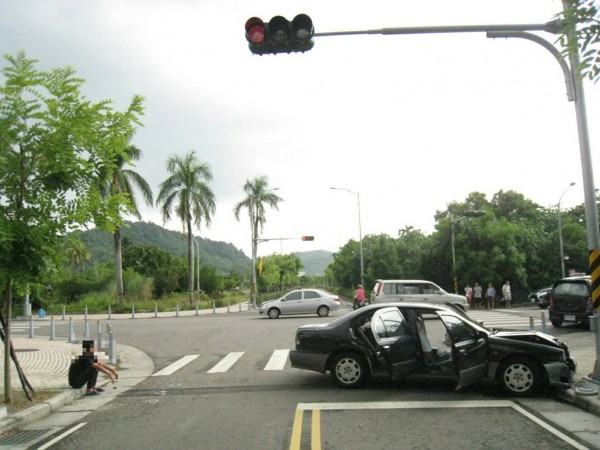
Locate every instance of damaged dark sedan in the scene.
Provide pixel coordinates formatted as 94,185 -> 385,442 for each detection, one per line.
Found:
289,303 -> 575,396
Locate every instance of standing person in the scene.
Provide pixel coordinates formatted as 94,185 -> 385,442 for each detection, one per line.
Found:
69,340 -> 118,396
502,280 -> 512,308
464,284 -> 473,308
354,284 -> 366,309
486,283 -> 496,309
473,282 -> 483,309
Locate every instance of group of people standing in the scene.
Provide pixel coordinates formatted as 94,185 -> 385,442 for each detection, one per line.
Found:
464,280 -> 511,309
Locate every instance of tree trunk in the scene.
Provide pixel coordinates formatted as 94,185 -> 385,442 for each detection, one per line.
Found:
4,279 -> 12,404
187,220 -> 194,305
114,227 -> 124,305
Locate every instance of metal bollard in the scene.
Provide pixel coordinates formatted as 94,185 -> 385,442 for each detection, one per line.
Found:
541,312 -> 547,334
84,318 -> 91,339
196,301 -> 199,316
107,323 -> 116,364
28,315 -> 34,338
239,300 -> 242,312
49,316 -> 56,341
176,303 -> 179,317
108,304 -> 112,320
227,299 -> 230,313
212,300 -> 216,314
62,305 -> 66,321
154,303 -> 158,318
85,304 -> 88,321
68,317 -> 75,343
96,320 -> 102,352
131,303 -> 135,319
529,315 -> 534,331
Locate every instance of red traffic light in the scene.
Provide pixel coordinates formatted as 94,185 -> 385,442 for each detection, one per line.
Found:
244,14 -> 314,55
245,17 -> 266,44
301,236 -> 314,241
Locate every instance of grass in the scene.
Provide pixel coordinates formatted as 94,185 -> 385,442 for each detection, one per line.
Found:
0,390 -> 59,414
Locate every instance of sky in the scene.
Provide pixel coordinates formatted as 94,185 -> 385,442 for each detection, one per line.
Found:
1,0 -> 599,258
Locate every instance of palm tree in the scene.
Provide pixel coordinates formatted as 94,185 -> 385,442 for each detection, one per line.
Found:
233,176 -> 283,308
63,235 -> 91,274
157,151 -> 215,304
98,144 -> 154,304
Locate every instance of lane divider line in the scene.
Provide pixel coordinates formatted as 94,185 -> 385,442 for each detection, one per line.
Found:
152,355 -> 199,377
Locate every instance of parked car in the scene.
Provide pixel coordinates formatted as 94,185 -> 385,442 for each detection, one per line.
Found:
529,286 -> 552,309
370,279 -> 469,311
549,275 -> 593,328
259,288 -> 341,319
290,303 -> 574,396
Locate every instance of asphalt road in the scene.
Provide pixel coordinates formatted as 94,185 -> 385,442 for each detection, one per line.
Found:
28,306 -> 600,449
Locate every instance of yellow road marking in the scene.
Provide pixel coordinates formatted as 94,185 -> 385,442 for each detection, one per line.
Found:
290,408 -> 303,450
311,409 -> 321,450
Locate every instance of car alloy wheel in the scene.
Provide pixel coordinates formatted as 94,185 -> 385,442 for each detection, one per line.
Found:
500,358 -> 541,396
268,308 -> 280,319
331,353 -> 367,388
317,306 -> 329,317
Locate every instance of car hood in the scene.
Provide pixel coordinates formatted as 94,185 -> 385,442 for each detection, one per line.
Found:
489,329 -> 566,350
259,300 -> 277,308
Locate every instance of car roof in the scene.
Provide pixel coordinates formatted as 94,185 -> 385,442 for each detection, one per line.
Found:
374,279 -> 437,284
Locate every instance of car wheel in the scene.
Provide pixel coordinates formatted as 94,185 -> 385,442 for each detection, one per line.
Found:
268,308 -> 280,319
499,357 -> 543,396
331,353 -> 368,389
551,319 -> 562,328
317,306 -> 329,317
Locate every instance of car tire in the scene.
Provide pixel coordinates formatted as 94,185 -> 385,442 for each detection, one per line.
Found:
551,319 -> 562,328
317,306 -> 329,317
330,352 -> 368,389
268,308 -> 280,319
498,357 -> 543,396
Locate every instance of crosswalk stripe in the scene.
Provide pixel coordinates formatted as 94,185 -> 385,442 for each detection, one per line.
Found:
152,355 -> 199,376
264,349 -> 290,371
207,352 -> 245,373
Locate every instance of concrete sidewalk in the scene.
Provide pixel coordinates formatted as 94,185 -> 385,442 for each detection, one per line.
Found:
0,303 -> 599,435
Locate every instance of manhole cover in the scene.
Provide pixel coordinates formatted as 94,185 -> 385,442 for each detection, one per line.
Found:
0,429 -> 50,446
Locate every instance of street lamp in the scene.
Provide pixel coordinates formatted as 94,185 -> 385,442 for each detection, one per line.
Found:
557,182 -> 576,278
450,210 -> 485,293
250,187 -> 279,309
330,187 -> 364,287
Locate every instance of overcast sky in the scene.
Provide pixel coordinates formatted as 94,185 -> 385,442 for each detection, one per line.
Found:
2,0 -> 598,258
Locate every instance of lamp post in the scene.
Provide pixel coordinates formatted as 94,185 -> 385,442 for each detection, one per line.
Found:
450,210 -> 485,293
330,187 -> 364,287
557,182 -> 576,278
250,188 -> 279,309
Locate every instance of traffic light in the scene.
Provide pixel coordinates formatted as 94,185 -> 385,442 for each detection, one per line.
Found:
301,236 -> 314,241
245,14 -> 314,55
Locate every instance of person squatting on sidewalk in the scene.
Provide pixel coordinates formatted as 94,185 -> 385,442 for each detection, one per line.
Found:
69,340 -> 118,396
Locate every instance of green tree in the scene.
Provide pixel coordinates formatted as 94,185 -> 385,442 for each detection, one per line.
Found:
63,235 -> 92,274
97,144 -> 153,304
0,51 -> 143,402
233,176 -> 283,304
558,0 -> 600,82
156,152 -> 216,304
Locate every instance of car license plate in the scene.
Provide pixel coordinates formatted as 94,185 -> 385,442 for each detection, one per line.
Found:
564,315 -> 576,322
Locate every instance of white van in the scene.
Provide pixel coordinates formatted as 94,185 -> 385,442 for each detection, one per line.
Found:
371,279 -> 469,311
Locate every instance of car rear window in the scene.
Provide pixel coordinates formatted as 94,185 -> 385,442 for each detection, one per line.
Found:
554,282 -> 590,296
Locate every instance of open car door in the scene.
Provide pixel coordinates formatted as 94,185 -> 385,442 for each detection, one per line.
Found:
370,307 -> 417,379
439,313 -> 488,390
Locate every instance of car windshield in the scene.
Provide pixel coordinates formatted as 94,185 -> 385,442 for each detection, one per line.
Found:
554,282 -> 590,296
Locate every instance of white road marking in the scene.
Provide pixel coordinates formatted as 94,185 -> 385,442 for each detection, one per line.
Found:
207,352 -> 245,373
264,349 -> 290,371
37,422 -> 87,450
152,355 -> 199,376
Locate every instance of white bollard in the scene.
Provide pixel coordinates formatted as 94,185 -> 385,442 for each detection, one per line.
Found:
541,312 -> 547,334
49,316 -> 55,341
108,304 -> 112,320
62,305 -> 66,321
239,300 -> 242,312
195,301 -> 199,316
68,317 -> 75,343
212,300 -> 216,314
154,303 -> 158,318
84,318 -> 91,339
107,323 -> 116,364
131,304 -> 135,319
227,300 -> 230,313
529,315 -> 534,331
29,315 -> 34,338
176,303 -> 179,317
96,320 -> 102,351
85,304 -> 88,321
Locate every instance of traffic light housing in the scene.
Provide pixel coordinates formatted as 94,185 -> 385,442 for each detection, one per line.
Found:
301,236 -> 314,241
245,14 -> 314,55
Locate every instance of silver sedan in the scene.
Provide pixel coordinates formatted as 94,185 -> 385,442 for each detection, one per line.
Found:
259,288 -> 341,319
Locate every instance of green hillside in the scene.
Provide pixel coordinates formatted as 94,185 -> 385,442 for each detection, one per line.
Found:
293,250 -> 334,276
78,221 -> 250,275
